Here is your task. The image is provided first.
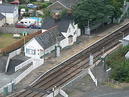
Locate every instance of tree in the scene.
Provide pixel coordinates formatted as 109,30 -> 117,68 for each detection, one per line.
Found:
73,0 -> 115,30
106,45 -> 129,82
108,0 -> 125,19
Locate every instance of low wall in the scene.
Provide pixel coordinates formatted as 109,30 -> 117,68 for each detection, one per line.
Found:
9,48 -> 21,59
14,65 -> 33,84
14,58 -> 44,84
0,30 -> 42,54
0,27 -> 40,34
5,48 -> 22,72
15,58 -> 32,72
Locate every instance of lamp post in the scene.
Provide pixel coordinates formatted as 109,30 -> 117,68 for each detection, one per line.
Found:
85,20 -> 90,35
55,37 -> 61,57
23,35 -> 26,54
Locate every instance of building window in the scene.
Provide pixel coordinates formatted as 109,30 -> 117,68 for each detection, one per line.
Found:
68,35 -> 73,44
26,48 -> 36,55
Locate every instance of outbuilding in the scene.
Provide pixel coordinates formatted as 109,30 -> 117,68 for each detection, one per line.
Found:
0,2 -> 18,24
24,26 -> 65,58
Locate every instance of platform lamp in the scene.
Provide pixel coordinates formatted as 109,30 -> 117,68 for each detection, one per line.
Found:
55,36 -> 61,57
23,35 -> 26,55
85,20 -> 91,35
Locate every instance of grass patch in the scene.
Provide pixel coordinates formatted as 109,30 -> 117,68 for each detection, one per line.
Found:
106,45 -> 129,82
0,33 -> 21,48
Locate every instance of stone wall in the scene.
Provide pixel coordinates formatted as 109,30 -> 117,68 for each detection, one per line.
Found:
0,27 -> 40,34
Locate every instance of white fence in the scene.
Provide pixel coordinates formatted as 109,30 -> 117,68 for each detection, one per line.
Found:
14,58 -> 44,84
0,58 -> 44,95
15,58 -> 32,72
9,48 -> 21,59
5,57 -> 11,72
14,65 -> 33,84
5,48 -> 22,72
88,68 -> 97,86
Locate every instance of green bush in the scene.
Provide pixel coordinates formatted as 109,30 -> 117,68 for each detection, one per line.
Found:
106,45 -> 129,82
44,9 -> 51,17
19,5 -> 29,12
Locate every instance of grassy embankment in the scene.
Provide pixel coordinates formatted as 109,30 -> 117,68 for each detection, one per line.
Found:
106,45 -> 129,82
0,33 -> 21,48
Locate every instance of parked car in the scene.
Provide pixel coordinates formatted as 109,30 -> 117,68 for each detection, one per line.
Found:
27,4 -> 37,8
28,24 -> 41,29
15,23 -> 28,28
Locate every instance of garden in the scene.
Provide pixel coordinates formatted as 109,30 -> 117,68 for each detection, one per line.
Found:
0,33 -> 21,49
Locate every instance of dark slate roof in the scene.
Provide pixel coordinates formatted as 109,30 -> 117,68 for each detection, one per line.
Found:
50,0 -> 80,8
42,15 -> 73,32
59,0 -> 80,8
0,4 -> 16,13
0,13 -> 5,20
35,27 -> 65,49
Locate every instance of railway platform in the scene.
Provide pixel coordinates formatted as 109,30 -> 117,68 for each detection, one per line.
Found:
15,19 -> 129,92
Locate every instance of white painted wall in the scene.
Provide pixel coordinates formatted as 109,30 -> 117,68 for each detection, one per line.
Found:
14,58 -> 43,84
60,38 -> 68,48
1,6 -> 18,24
32,58 -> 44,68
15,58 -> 32,72
1,13 -> 18,24
24,22 -> 81,58
24,38 -> 44,58
60,22 -> 81,48
0,18 -> 5,26
24,38 -> 57,58
44,44 -> 56,54
121,40 -> 129,46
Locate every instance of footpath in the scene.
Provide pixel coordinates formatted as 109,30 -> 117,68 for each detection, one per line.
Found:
16,19 -> 129,91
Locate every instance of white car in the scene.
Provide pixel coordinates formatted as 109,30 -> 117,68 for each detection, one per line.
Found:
27,3 -> 37,8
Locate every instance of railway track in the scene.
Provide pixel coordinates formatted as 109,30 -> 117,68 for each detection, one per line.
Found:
10,23 -> 129,97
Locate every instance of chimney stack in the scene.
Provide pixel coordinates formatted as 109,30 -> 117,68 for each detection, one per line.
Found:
0,0 -> 2,4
